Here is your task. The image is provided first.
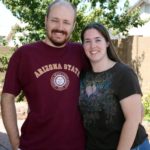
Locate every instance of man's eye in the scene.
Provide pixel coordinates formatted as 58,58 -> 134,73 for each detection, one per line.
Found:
51,19 -> 58,22
64,21 -> 71,25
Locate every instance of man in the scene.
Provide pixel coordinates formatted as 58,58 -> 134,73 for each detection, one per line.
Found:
1,0 -> 88,150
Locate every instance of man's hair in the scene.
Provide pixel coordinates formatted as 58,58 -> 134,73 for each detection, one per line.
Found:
46,0 -> 77,21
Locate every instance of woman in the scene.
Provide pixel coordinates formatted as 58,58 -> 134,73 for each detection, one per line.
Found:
79,22 -> 150,150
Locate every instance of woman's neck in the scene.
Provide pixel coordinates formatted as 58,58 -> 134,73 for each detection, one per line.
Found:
91,59 -> 116,73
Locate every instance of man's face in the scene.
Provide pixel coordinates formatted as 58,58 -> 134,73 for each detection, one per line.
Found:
45,4 -> 75,47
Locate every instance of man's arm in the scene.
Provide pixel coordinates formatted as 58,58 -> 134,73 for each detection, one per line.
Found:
1,93 -> 20,150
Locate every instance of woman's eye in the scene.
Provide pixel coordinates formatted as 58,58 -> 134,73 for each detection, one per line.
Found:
84,40 -> 90,44
96,39 -> 101,42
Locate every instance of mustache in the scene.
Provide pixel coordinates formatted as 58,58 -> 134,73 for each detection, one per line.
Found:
52,29 -> 67,35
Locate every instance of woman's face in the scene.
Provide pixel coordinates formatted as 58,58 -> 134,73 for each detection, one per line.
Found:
83,28 -> 109,64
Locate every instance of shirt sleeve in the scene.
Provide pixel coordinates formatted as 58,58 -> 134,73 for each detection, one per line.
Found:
2,49 -> 22,96
116,65 -> 142,101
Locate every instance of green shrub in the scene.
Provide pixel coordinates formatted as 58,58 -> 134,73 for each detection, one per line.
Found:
142,94 -> 150,121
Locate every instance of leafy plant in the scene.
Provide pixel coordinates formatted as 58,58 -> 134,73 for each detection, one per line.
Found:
143,94 -> 150,121
2,0 -> 145,43
0,56 -> 9,72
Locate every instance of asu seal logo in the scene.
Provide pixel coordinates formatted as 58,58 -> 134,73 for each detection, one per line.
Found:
50,71 -> 70,91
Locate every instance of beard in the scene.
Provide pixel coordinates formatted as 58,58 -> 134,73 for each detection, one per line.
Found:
46,29 -> 70,47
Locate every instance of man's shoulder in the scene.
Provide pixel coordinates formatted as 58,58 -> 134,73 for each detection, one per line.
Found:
10,41 -> 42,59
19,40 -> 42,49
68,41 -> 82,47
67,42 -> 84,53
15,41 -> 41,53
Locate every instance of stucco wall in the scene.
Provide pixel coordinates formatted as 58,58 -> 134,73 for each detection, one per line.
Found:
113,36 -> 150,95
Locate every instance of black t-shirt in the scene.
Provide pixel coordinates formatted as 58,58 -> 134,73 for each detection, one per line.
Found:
79,62 -> 147,150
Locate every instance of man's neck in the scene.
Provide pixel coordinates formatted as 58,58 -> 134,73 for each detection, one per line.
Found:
43,38 -> 66,48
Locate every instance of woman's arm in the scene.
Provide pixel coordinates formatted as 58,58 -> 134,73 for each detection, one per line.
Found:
117,94 -> 141,150
141,103 -> 144,122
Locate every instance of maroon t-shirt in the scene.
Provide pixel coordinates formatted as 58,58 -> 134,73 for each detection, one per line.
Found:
3,41 -> 88,150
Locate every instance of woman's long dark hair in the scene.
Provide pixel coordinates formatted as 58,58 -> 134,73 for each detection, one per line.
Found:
81,22 -> 121,62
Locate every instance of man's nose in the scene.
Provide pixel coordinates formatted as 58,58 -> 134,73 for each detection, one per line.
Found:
57,21 -> 64,30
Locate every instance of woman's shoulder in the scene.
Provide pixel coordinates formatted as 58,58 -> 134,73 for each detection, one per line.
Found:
115,62 -> 138,81
115,62 -> 135,74
116,62 -> 133,71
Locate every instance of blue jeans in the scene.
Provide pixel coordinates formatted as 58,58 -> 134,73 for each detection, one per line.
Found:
131,138 -> 150,150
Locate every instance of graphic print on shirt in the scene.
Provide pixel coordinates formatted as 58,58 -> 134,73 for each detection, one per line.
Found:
34,63 -> 80,78
33,63 -> 80,91
80,72 -> 119,129
50,71 -> 69,91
